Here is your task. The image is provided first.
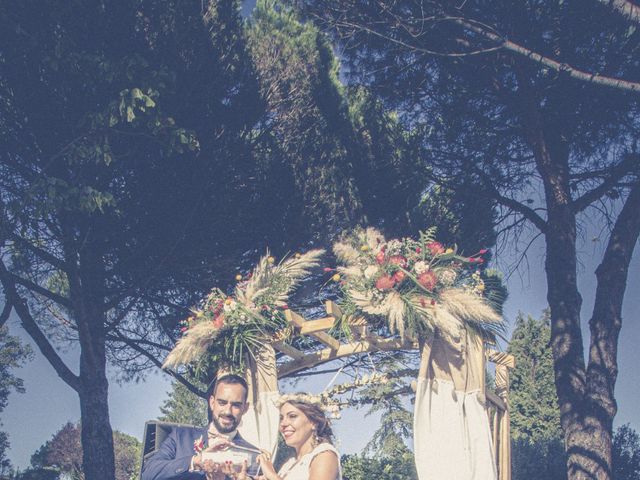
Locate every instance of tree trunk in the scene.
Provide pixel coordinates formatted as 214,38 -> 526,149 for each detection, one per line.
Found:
518,82 -> 611,479
77,313 -> 115,480
64,219 -> 116,480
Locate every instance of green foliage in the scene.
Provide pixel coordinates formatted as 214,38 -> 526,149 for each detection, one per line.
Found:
30,422 -> 141,480
0,327 -> 32,475
247,0 -> 362,237
341,451 -> 417,480
508,311 -> 562,443
10,468 -> 60,480
507,311 -> 567,479
158,380 -> 208,427
613,424 -> 640,480
511,437 -> 566,480
416,182 -> 496,257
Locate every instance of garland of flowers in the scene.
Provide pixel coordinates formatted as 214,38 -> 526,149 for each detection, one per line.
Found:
163,249 -> 324,371
332,227 -> 503,343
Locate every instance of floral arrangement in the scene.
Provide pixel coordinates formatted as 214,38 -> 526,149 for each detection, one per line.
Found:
332,227 -> 503,343
163,249 -> 324,370
194,435 -> 205,454
275,392 -> 342,419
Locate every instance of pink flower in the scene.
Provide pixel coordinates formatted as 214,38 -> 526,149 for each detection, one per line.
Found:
478,249 -> 488,255
388,255 -> 408,267
417,271 -> 437,291
426,241 -> 445,255
323,267 -> 334,272
375,251 -> 386,264
393,270 -> 406,283
375,275 -> 396,291
415,247 -> 422,253
213,315 -> 225,329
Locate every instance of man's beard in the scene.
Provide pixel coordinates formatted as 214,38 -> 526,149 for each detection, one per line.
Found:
212,414 -> 239,434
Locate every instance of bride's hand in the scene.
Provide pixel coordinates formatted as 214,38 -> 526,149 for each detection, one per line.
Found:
257,451 -> 279,480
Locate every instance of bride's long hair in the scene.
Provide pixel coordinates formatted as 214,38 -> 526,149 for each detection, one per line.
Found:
283,400 -> 334,445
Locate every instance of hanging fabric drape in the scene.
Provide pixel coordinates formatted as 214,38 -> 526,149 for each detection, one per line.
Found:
238,345 -> 280,453
413,332 -> 497,480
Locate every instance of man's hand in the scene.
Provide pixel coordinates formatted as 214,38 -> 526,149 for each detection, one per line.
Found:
202,459 -> 226,480
193,438 -> 233,471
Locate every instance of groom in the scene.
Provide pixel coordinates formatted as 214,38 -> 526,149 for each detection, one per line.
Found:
142,374 -> 260,480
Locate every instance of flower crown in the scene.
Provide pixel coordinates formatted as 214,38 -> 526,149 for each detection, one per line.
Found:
274,393 -> 342,419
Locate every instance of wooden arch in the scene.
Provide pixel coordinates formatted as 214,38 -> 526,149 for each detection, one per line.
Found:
244,301 -> 515,480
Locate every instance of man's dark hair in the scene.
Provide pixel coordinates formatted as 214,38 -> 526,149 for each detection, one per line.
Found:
206,374 -> 249,423
207,373 -> 249,401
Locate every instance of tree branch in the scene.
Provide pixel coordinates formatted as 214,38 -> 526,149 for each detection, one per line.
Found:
0,259 -> 80,391
452,17 -> 640,93
0,299 -> 12,328
107,330 -> 206,397
107,330 -> 172,352
572,155 -> 640,213
10,273 -> 72,309
594,0 -> 640,24
473,168 -> 549,232
586,179 -> 640,419
8,233 -> 68,272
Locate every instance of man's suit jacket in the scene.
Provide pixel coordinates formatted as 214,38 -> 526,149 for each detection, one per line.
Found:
141,425 -> 259,480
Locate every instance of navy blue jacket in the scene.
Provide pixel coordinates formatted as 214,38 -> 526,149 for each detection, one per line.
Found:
141,425 -> 259,480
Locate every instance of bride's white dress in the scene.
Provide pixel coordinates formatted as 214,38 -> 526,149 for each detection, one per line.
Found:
277,443 -> 342,480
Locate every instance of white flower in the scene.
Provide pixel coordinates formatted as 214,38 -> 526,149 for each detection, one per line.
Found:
414,261 -> 429,275
385,239 -> 403,254
364,265 -> 379,279
437,269 -> 458,286
223,299 -> 237,312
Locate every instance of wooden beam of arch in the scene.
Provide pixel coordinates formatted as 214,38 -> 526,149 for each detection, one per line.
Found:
277,336 -> 416,377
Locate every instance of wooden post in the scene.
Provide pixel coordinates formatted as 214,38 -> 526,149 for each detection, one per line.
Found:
495,362 -> 512,480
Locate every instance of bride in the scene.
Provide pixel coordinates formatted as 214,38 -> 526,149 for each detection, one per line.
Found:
257,393 -> 341,480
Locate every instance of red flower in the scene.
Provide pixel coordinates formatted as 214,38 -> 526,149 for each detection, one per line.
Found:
281,304 -> 289,310
180,327 -> 188,333
393,270 -> 406,283
375,251 -> 386,264
213,315 -> 225,329
426,241 -> 445,255
388,255 -> 408,267
478,249 -> 488,255
417,271 -> 437,290
193,436 -> 205,454
375,275 -> 396,291
415,247 -> 422,253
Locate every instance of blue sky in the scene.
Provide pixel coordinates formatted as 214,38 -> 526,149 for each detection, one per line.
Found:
3,229 -> 639,470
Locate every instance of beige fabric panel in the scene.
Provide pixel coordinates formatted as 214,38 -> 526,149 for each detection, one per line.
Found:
422,330 -> 485,393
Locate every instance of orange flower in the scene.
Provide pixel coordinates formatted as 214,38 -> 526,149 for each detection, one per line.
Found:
393,270 -> 406,283
388,255 -> 408,267
426,241 -> 445,255
375,274 -> 396,291
417,271 -> 437,291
